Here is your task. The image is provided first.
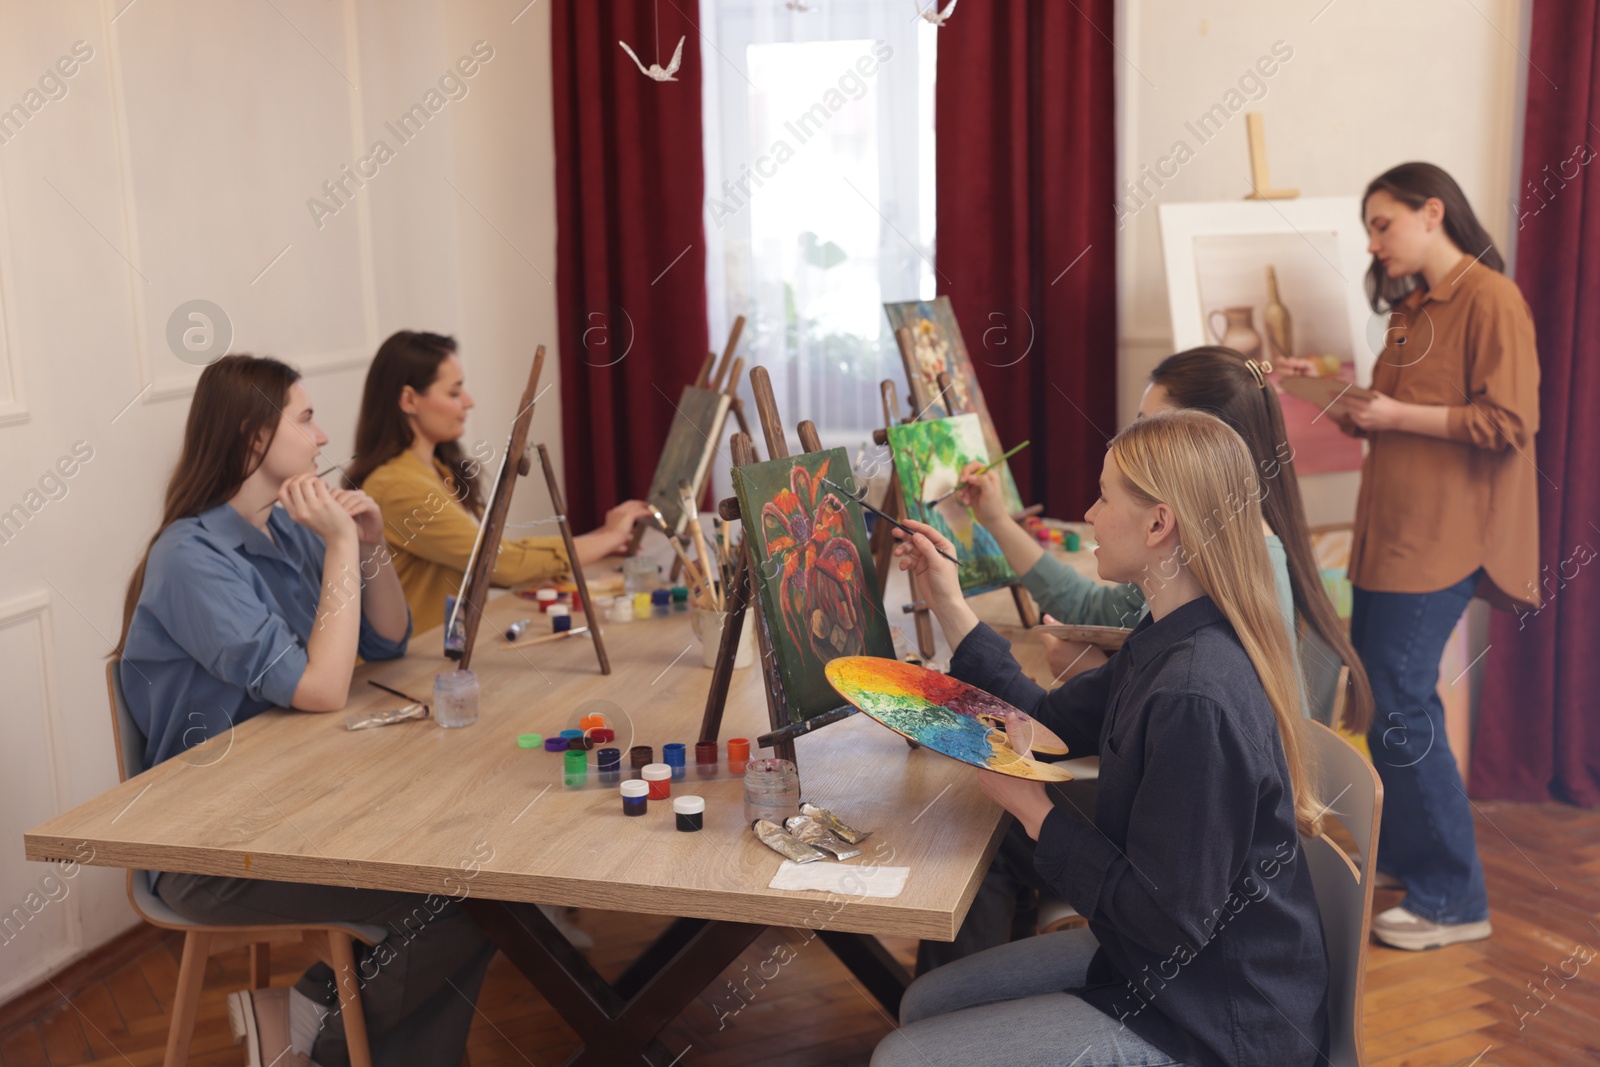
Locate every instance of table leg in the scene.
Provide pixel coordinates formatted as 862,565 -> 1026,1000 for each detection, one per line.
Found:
464,900 -> 763,1066
815,930 -> 912,1018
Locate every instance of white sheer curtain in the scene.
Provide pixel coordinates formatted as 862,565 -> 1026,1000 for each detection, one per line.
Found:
701,0 -> 937,468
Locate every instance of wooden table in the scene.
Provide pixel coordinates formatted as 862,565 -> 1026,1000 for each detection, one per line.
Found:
26,564 -> 1042,1065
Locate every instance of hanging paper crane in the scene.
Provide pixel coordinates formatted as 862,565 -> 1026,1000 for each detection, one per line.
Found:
618,35 -> 685,81
914,0 -> 958,25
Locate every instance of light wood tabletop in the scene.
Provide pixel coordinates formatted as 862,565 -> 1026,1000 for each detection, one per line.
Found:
25,558 -> 1059,943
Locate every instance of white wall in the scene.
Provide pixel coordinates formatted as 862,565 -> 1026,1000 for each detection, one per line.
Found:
1113,0 -> 1528,526
0,0 -> 561,1000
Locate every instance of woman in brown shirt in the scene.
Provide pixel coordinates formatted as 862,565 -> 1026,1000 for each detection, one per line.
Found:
1323,162 -> 1540,951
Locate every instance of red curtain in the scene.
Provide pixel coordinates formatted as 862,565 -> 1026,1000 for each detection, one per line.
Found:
933,0 -> 1118,517
1471,3 -> 1600,805
552,0 -> 710,529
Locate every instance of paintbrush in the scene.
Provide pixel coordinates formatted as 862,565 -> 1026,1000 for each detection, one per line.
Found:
678,479 -> 723,611
645,503 -> 716,607
495,626 -> 591,651
922,440 -> 1031,507
819,477 -> 960,567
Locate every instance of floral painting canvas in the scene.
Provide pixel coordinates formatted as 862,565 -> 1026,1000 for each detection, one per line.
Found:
733,448 -> 895,723
884,297 -> 1026,514
887,414 -> 1016,596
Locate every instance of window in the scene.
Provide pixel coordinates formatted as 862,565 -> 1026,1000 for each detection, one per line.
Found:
702,1 -> 937,456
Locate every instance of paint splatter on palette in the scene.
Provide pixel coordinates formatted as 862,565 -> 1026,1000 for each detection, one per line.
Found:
824,657 -> 1074,782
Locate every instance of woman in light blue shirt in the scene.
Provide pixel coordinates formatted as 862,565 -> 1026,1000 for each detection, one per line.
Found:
112,355 -> 488,1067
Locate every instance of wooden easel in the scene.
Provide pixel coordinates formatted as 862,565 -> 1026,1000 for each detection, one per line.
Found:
698,367 -> 880,774
448,347 -> 609,676
628,316 -> 752,575
868,377 -> 937,661
888,328 -> 1039,632
1242,113 -> 1298,200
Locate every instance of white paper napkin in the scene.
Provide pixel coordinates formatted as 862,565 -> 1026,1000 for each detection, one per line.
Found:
768,859 -> 910,898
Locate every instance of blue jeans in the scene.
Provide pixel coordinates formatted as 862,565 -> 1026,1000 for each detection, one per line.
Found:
872,929 -> 1182,1066
1354,572 -> 1490,923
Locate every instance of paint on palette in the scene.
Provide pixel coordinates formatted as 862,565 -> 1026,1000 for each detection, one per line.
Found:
825,657 -> 1073,782
886,413 -> 1016,596
733,449 -> 896,723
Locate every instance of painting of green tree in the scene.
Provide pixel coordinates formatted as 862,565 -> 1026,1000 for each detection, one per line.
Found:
886,414 -> 1016,596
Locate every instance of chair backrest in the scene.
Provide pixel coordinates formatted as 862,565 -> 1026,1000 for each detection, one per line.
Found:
1300,719 -> 1382,1067
106,662 -> 163,917
1299,625 -> 1344,728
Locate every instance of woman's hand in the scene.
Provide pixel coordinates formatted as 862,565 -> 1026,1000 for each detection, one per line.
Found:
1340,391 -> 1406,433
575,500 -> 654,563
977,765 -> 1054,840
329,487 -> 385,546
891,518 -> 963,608
1272,356 -> 1320,377
955,460 -> 1008,526
280,474 -> 357,545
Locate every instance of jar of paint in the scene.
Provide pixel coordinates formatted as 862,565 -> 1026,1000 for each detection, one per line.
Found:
535,587 -> 559,612
1065,531 -> 1081,552
662,743 -> 687,781
694,740 -> 719,778
579,714 -> 607,731
670,586 -> 689,612
651,588 -> 671,617
543,736 -> 567,753
621,780 -> 648,816
590,727 -> 615,744
610,597 -> 634,624
642,763 -> 672,800
674,796 -> 705,832
549,605 -> 572,633
563,749 -> 587,787
743,758 -> 800,827
629,746 -> 653,778
727,737 -> 751,776
597,747 -> 621,785
632,593 -> 652,620
432,670 -> 480,729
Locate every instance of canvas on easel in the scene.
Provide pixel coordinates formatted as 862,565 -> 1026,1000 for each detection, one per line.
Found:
887,413 -> 1017,596
446,346 -> 609,675
644,386 -> 733,534
699,366 -> 895,772
884,297 -> 1025,514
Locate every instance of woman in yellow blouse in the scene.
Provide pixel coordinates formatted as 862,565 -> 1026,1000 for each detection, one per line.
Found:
350,331 -> 650,634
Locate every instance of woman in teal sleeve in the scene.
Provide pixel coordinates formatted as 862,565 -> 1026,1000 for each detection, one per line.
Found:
964,346 -> 1372,732
112,355 -> 491,1067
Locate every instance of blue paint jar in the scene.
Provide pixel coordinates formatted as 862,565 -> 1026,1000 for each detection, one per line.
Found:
621,780 -> 648,816
597,747 -> 621,785
663,743 -> 687,781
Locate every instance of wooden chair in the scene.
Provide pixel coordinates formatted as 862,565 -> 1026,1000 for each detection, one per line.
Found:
106,663 -> 382,1067
1301,719 -> 1384,1067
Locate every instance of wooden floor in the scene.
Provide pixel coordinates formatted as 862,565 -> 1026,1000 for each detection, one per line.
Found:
4,800 -> 1596,1066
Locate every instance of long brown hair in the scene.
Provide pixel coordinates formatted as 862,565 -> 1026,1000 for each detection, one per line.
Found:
1363,161 -> 1504,313
112,355 -> 301,658
347,330 -> 483,513
1149,347 -> 1374,732
1111,410 -> 1324,838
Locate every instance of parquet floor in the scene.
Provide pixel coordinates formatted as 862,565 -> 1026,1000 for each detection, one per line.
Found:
4,800 -> 1596,1066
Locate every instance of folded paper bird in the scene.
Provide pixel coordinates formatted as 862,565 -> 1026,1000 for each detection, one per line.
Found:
914,0 -> 958,25
618,36 -> 685,82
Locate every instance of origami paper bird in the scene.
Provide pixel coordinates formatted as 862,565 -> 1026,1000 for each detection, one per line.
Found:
914,0 -> 958,25
618,35 -> 685,81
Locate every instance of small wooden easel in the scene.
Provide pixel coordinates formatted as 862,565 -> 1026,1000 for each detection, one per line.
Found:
868,377 -> 937,661
698,367 -> 875,774
448,347 -> 609,676
887,327 -> 1039,633
628,316 -> 752,577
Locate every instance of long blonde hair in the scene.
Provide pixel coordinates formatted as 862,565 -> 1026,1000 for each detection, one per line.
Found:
1111,410 -> 1323,837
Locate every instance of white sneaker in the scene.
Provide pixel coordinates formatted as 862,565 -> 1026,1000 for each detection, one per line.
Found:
1371,906 -> 1491,951
227,988 -> 312,1067
539,903 -> 595,950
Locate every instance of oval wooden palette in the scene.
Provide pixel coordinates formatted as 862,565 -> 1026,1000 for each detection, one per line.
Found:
824,657 -> 1073,782
1036,623 -> 1132,651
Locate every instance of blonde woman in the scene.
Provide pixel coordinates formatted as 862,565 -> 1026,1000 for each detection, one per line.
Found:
873,410 -> 1329,1067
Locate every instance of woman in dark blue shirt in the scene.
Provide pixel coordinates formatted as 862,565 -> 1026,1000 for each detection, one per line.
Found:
112,355 -> 491,1067
873,410 -> 1330,1067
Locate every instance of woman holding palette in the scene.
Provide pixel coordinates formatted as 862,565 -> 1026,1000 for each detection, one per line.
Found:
873,410 -> 1329,1067
349,330 -> 651,635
